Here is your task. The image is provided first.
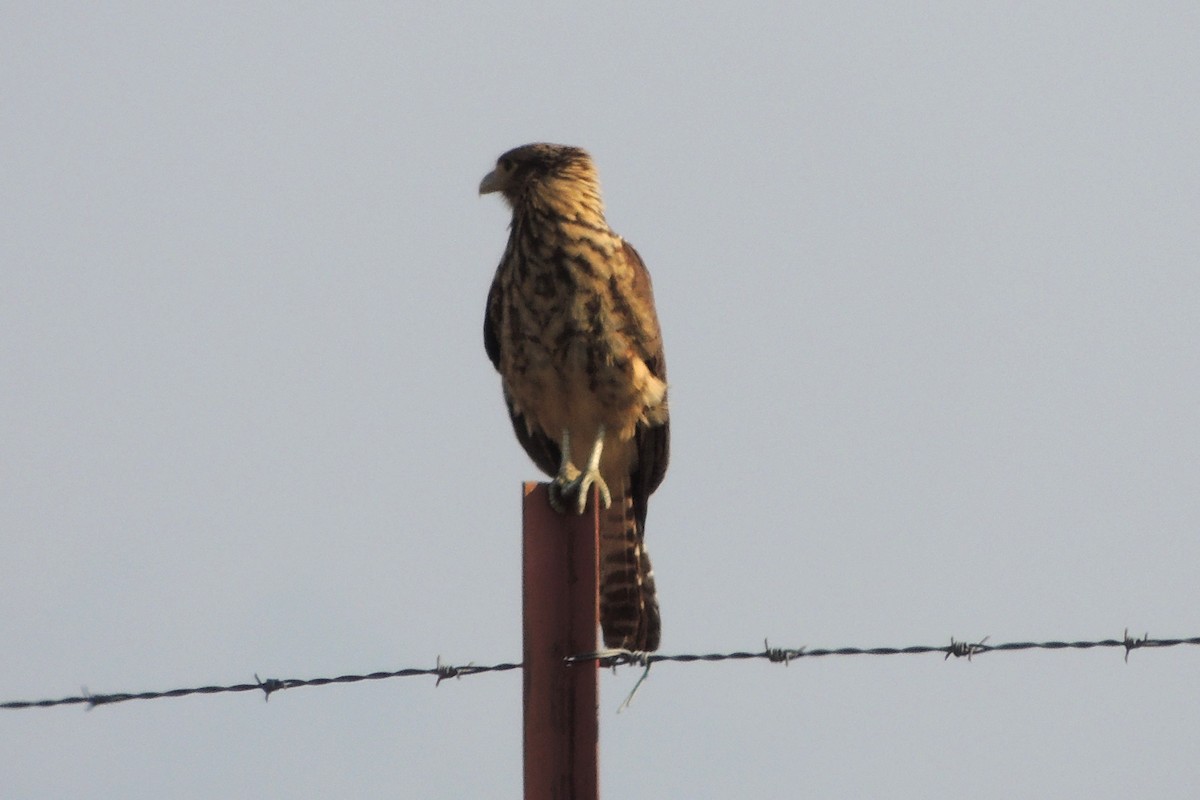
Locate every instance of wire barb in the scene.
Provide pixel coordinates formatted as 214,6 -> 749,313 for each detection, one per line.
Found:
1123,628 -> 1149,663
945,636 -> 990,660
764,638 -> 803,665
435,655 -> 472,686
254,674 -> 284,702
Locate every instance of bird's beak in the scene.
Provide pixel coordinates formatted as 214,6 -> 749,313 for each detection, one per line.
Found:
479,169 -> 503,195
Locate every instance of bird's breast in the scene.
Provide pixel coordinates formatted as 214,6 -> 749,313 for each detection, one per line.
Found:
499,249 -> 658,442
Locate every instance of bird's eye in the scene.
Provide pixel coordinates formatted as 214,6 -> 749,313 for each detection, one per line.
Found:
499,157 -> 514,171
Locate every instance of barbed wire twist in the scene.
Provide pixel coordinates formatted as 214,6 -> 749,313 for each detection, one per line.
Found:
5,630 -> 1196,711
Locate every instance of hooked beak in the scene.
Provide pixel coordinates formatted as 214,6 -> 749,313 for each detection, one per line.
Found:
479,169 -> 503,195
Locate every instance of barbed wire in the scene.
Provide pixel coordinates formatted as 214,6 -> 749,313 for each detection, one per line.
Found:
569,629 -> 1200,710
1,657 -> 521,711
4,630 -> 1197,712
568,628 -> 1200,668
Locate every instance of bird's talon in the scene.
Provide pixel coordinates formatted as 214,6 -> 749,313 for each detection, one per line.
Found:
548,468 -> 610,515
547,475 -> 573,513
574,469 -> 610,514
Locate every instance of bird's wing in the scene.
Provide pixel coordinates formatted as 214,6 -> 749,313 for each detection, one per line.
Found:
484,267 -> 562,478
623,239 -> 670,528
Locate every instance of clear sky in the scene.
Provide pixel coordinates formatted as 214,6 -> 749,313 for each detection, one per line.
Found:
3,3 -> 1199,797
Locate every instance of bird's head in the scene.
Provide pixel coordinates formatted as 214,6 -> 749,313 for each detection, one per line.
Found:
479,143 -> 602,214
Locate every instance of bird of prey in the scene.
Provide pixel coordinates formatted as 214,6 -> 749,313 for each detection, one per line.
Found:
480,143 -> 669,652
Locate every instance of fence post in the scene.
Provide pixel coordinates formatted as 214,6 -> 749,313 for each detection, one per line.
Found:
522,482 -> 600,800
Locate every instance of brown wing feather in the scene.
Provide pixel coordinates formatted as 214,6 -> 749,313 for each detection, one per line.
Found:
622,240 -> 669,530
485,267 -> 562,477
505,394 -> 561,479
483,271 -> 502,370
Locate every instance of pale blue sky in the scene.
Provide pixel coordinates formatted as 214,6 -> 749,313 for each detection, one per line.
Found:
3,3 -> 1199,797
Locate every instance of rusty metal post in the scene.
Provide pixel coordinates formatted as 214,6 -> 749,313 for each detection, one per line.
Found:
522,482 -> 600,800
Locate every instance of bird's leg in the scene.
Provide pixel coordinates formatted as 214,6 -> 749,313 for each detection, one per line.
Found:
575,424 -> 612,512
549,425 -> 611,515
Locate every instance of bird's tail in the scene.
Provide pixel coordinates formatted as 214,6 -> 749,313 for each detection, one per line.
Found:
599,478 -> 661,652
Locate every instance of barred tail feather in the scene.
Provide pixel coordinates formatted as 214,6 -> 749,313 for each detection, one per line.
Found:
599,480 -> 661,652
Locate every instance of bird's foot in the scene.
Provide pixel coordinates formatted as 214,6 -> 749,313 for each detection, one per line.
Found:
548,464 -> 579,513
549,467 -> 611,515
